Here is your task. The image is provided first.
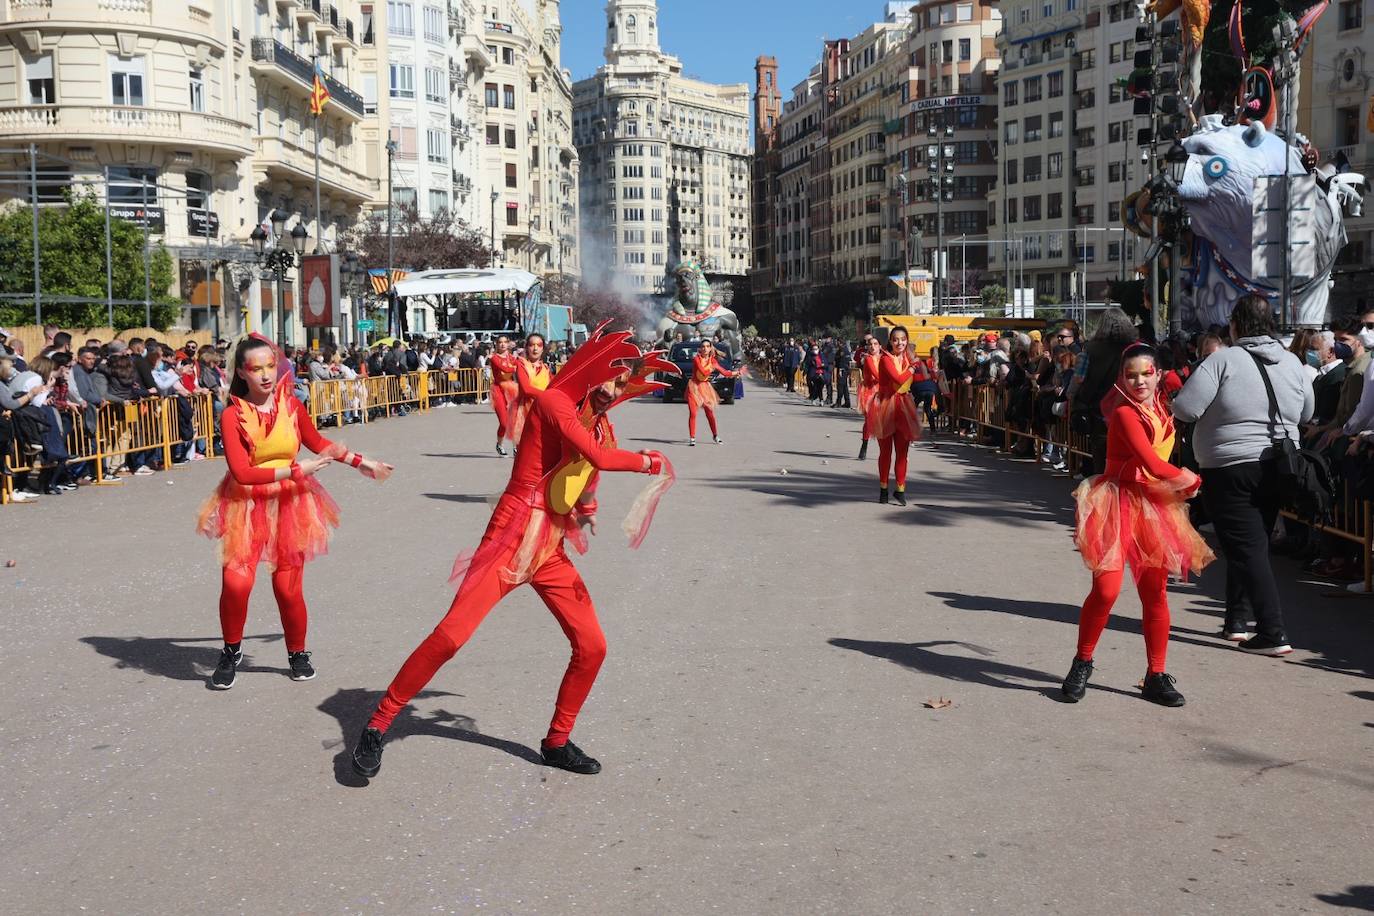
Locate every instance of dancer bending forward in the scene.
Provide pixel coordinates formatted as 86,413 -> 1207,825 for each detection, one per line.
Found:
686,339 -> 740,445
1062,343 -> 1214,706
489,335 -> 518,455
865,327 -> 923,505
352,326 -> 677,778
198,336 -> 392,690
856,335 -> 881,461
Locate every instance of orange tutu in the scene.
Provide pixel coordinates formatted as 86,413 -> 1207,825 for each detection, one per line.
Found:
495,379 -> 518,407
857,383 -> 878,415
686,378 -> 719,409
197,475 -> 340,571
1073,475 -> 1214,580
867,392 -> 921,441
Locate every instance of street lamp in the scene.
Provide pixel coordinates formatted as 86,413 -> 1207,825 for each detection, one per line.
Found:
896,173 -> 911,316
385,136 -> 398,338
252,210 -> 303,345
926,116 -> 955,314
490,189 -> 499,267
1165,141 -> 1189,185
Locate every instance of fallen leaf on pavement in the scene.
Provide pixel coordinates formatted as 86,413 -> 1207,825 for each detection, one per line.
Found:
923,697 -> 953,709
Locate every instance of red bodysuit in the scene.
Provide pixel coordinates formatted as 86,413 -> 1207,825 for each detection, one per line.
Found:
686,353 -> 737,439
489,352 -> 519,442
864,351 -> 922,490
1072,399 -> 1213,673
368,332 -> 674,749
508,357 -> 551,444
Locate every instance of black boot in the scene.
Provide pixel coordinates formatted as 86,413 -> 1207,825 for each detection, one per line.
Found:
352,727 -> 385,778
878,486 -> 889,504
1061,657 -> 1093,702
858,439 -> 868,461
1140,672 -> 1186,707
541,740 -> 601,774
892,489 -> 907,507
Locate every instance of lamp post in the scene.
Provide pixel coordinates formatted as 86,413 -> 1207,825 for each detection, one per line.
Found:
490,189 -> 499,267
1165,140 -> 1190,336
896,173 -> 911,315
341,251 -> 369,346
385,136 -> 398,338
926,117 -> 955,315
250,208 -> 305,345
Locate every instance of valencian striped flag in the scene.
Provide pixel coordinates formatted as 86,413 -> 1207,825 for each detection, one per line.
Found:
309,66 -> 331,116
369,268 -> 408,295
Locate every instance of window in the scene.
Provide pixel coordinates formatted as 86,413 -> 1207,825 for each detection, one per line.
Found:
1006,159 -> 1018,184
503,84 -> 515,109
110,55 -> 146,107
1005,81 -> 1018,106
1340,105 -> 1361,145
1046,193 -> 1062,220
394,187 -> 417,208
1341,0 -> 1363,30
624,251 -> 645,265
362,74 -> 378,114
389,63 -> 415,99
185,171 -> 210,211
1025,115 -> 1042,142
1048,71 -> 1063,98
1005,120 -> 1019,145
959,38 -> 971,61
1047,152 -> 1063,179
957,3 -> 973,21
423,5 -> 444,43
108,166 -> 159,204
1049,112 -> 1064,139
506,202 -> 519,226
1108,201 -> 1121,221
25,54 -> 54,105
1007,198 -> 1018,223
485,82 -> 498,107
1024,155 -> 1042,182
425,128 -> 447,163
486,124 -> 500,145
429,189 -> 449,213
388,1 -> 414,37
504,127 -> 516,148
1108,162 -> 1124,183
425,67 -> 445,102
1024,76 -> 1042,102
361,4 -> 375,44
1024,196 -> 1041,221
394,126 -> 417,159
505,162 -> 517,188
502,47 -> 514,65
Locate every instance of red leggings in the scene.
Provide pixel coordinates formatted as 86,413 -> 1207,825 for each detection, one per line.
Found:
687,400 -> 718,439
492,387 -> 511,441
877,436 -> 911,489
1075,567 -> 1171,674
369,546 -> 606,748
219,563 -> 308,653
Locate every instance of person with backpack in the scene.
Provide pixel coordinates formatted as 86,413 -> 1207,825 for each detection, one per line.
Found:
1172,296 -> 1315,656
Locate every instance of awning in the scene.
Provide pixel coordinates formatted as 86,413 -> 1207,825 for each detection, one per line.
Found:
889,277 -> 930,295
392,267 -> 540,297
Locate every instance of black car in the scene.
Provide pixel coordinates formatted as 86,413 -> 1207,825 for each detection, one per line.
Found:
660,340 -> 740,404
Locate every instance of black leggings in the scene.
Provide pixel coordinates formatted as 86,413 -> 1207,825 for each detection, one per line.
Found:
1201,461 -> 1286,638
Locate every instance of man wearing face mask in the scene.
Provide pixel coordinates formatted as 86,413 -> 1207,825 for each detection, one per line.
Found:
1309,331 -> 1347,428
1311,318 -> 1370,451
1337,308 -> 1374,443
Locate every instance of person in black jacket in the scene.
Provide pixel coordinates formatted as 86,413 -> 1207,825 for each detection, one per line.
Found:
1071,308 -> 1139,475
831,340 -> 852,408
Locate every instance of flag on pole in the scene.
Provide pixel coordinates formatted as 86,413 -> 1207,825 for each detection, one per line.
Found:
310,66 -> 331,116
369,268 -> 408,295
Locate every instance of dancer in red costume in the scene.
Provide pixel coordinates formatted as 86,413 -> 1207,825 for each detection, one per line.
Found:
864,327 -> 924,505
489,335 -> 518,455
1061,342 -> 1214,706
198,335 -> 393,690
507,332 -> 551,446
351,324 -> 677,778
855,335 -> 881,461
685,338 -> 740,446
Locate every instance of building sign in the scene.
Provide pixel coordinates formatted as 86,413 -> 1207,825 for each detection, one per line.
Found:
914,95 -> 985,112
107,204 -> 165,232
300,253 -> 341,328
188,209 -> 220,238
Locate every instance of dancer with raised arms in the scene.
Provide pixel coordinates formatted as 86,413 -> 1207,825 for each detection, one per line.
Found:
685,338 -> 741,446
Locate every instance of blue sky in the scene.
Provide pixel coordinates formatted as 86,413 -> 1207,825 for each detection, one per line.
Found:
558,0 -> 892,95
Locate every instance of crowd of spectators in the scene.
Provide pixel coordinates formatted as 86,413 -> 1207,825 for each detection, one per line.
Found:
0,324 -> 571,504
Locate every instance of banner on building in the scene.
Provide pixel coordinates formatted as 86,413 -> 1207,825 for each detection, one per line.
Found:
914,95 -> 984,112
301,254 -> 340,328
108,204 -> 165,232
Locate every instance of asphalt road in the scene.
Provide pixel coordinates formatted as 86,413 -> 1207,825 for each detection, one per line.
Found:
2,384 -> 1372,915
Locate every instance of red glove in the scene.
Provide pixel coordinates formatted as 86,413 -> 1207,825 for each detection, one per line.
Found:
640,450 -> 666,476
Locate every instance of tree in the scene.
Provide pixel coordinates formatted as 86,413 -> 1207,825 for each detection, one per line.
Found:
346,204 -> 493,275
980,284 -> 1008,312
944,268 -> 986,304
0,192 -> 177,330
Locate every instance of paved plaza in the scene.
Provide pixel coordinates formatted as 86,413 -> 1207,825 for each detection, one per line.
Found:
2,385 -> 1372,914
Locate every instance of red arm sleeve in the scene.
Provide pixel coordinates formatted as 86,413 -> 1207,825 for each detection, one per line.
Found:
515,360 -> 544,398
545,393 -> 646,472
219,404 -> 279,486
880,355 -> 914,387
292,398 -> 345,458
1112,406 -> 1183,481
712,358 -> 737,378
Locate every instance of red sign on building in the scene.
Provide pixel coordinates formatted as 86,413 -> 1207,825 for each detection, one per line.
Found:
300,254 -> 340,328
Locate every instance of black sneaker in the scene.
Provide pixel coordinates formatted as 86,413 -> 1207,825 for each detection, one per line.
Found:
210,646 -> 242,690
541,740 -> 601,775
352,727 -> 385,778
878,486 -> 889,504
858,440 -> 868,461
1238,634 -> 1293,657
1061,657 -> 1093,702
893,490 -> 907,507
1141,672 -> 1186,707
287,650 -> 316,681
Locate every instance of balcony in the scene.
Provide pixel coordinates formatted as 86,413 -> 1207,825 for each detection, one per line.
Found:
298,0 -> 322,24
449,60 -> 466,86
449,6 -> 466,34
0,104 -> 252,158
254,135 -> 374,203
250,39 -> 364,119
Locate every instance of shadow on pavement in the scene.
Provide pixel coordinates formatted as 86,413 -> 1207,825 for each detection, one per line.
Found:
1315,886 -> 1374,911
420,452 -> 505,460
828,636 -> 1137,700
317,687 -> 543,788
80,633 -> 286,687
422,492 -> 493,503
